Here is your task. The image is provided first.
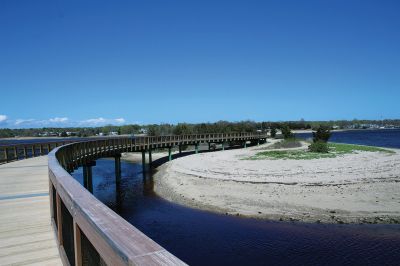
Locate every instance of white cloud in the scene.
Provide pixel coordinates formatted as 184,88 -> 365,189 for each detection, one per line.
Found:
49,117 -> 69,123
15,119 -> 35,125
5,116 -> 127,128
115,118 -> 125,123
79,117 -> 126,126
0,115 -> 7,123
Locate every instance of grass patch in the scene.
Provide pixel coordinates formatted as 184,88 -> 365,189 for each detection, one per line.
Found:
247,142 -> 394,160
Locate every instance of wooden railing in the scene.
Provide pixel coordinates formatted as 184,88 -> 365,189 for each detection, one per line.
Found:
48,133 -> 267,265
0,140 -> 78,164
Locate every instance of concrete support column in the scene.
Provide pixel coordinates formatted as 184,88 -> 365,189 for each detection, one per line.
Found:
195,143 -> 199,154
222,142 -> 225,151
244,141 -> 247,148
257,139 -> 260,146
168,147 -> 172,161
208,142 -> 211,151
179,145 -> 182,154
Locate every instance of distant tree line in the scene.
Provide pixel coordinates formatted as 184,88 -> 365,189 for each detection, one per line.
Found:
1,119 -> 399,138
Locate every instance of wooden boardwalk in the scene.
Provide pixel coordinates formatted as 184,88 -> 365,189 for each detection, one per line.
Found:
0,156 -> 62,266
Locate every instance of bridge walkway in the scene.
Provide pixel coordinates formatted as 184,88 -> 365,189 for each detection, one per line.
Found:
0,156 -> 62,266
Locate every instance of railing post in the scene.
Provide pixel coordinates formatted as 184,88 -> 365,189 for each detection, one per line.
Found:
74,222 -> 82,266
56,193 -> 63,245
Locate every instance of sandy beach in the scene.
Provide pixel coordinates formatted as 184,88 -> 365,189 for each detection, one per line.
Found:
127,140 -> 400,224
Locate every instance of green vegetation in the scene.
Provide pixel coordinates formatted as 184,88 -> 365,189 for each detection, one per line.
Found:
281,125 -> 294,139
247,142 -> 394,160
2,119 -> 400,138
309,141 -> 329,153
270,127 -> 277,138
308,126 -> 331,153
312,126 -> 331,143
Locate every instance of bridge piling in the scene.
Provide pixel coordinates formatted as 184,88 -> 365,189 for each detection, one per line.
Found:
141,150 -> 146,172
83,161 -> 96,193
149,148 -> 152,166
115,154 -> 121,182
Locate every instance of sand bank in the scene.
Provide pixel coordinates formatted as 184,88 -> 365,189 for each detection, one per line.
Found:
145,141 -> 400,224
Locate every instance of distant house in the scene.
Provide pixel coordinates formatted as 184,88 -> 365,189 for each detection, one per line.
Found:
109,131 -> 119,136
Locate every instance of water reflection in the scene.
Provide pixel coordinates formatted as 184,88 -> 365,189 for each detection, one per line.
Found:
72,159 -> 400,266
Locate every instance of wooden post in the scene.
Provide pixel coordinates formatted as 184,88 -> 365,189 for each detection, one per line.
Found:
23,146 -> 27,158
5,148 -> 9,163
32,145 -> 35,157
40,145 -> 43,155
56,193 -> 63,246
48,144 -> 51,154
73,222 -> 82,266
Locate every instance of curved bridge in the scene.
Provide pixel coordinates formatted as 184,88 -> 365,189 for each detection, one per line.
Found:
48,133 -> 267,265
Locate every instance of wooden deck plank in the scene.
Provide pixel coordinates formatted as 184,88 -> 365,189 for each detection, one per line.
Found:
0,156 -> 62,266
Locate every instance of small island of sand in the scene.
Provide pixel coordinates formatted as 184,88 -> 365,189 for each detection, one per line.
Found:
145,140 -> 400,224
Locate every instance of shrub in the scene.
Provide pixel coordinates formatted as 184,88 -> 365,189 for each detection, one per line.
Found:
309,141 -> 329,153
281,125 -> 294,139
312,126 -> 331,143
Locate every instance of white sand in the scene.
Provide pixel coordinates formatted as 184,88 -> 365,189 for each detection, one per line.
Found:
149,141 -> 400,224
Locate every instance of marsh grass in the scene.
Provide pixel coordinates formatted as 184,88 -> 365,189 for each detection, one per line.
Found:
247,142 -> 395,160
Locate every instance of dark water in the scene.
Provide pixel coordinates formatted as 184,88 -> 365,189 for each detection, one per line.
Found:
296,129 -> 400,149
72,151 -> 400,265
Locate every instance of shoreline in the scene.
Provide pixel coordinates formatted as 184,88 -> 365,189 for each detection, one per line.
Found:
137,141 -> 400,224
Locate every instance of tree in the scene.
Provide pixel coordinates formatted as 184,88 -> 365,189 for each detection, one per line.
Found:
270,127 -> 277,138
312,126 -> 331,143
281,125 -> 294,139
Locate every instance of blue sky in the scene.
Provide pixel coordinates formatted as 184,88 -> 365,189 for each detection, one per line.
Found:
1,0 -> 399,128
